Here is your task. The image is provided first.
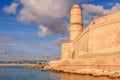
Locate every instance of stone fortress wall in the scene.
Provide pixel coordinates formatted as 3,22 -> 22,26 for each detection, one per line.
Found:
49,4 -> 120,77
62,7 -> 120,60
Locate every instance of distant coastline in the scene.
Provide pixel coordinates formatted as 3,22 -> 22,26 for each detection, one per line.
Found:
0,63 -> 36,67
0,63 -> 48,69
0,60 -> 48,67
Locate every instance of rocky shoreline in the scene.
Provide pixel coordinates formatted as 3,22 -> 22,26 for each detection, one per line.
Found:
48,60 -> 120,79
31,63 -> 48,68
49,67 -> 120,78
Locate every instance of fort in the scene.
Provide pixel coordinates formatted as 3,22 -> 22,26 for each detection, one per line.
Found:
49,4 -> 120,77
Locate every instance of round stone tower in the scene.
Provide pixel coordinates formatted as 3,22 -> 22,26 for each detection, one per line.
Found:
70,4 -> 83,42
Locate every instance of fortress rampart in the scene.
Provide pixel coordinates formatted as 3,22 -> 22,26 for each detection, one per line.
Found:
62,10 -> 120,60
49,5 -> 120,77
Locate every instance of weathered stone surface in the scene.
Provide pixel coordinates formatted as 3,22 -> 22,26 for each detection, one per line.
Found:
49,4 -> 120,77
49,55 -> 120,78
70,4 -> 83,42
61,43 -> 74,59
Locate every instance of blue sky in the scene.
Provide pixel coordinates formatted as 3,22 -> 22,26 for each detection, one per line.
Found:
0,0 -> 120,61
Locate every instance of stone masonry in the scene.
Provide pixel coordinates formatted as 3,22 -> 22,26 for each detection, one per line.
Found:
49,4 -> 120,77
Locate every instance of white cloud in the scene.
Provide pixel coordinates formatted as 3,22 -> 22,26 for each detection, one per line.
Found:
38,25 -> 52,37
3,3 -> 18,14
3,0 -> 91,37
4,1 -> 120,37
18,0 -> 71,37
111,3 -> 120,11
81,3 -> 120,17
19,0 -> 68,19
82,4 -> 105,15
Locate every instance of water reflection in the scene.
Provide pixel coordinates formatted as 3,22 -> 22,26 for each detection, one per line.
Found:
0,66 -> 119,80
60,73 -> 119,80
49,71 -> 60,80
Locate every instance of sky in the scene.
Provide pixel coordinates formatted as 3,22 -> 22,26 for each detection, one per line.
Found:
0,0 -> 120,61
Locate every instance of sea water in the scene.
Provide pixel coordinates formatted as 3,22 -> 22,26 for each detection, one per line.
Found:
0,66 -> 119,80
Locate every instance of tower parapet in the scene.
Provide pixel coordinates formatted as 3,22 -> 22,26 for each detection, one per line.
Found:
70,4 -> 83,42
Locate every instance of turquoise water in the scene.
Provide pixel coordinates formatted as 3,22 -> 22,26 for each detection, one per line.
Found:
0,66 -> 119,80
